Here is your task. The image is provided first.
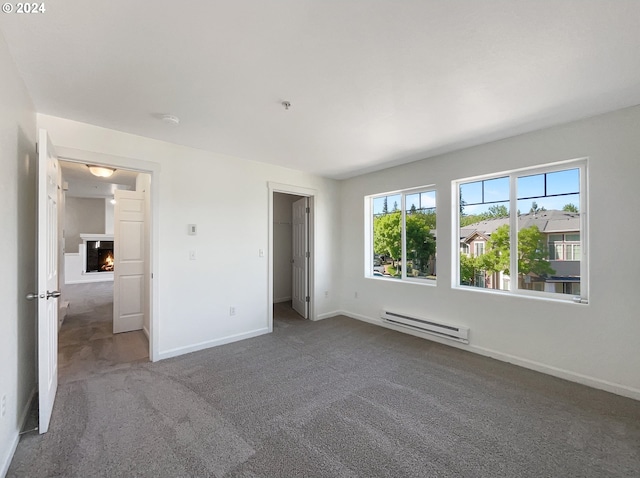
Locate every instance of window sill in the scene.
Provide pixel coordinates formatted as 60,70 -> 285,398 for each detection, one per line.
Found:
365,275 -> 437,287
452,284 -> 588,305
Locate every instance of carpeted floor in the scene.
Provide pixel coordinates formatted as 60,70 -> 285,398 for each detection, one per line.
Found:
8,302 -> 640,477
58,282 -> 149,383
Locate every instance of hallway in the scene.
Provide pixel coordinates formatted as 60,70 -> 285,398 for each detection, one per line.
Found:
59,282 -> 148,384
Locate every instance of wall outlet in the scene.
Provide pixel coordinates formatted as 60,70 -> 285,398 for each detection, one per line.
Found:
1,394 -> 6,418
324,290 -> 329,298
354,291 -> 358,299
229,306 -> 236,316
189,250 -> 196,260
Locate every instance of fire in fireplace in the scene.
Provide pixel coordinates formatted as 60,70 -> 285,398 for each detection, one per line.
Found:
99,250 -> 114,271
86,240 -> 115,273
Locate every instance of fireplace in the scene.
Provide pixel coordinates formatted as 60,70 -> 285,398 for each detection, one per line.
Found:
86,240 -> 114,272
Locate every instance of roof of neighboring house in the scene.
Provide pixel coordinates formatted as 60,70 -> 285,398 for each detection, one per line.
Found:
459,210 -> 580,241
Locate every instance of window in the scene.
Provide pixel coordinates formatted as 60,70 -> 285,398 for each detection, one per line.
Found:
368,187 -> 437,283
456,161 -> 587,301
548,234 -> 581,261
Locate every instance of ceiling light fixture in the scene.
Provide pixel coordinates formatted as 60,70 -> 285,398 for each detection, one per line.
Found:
87,165 -> 116,178
161,114 -> 180,125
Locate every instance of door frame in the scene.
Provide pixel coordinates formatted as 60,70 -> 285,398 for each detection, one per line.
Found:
268,182 -> 316,331
55,146 -> 161,361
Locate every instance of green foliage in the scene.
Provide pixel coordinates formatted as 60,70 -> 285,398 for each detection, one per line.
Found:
529,201 -> 546,214
462,225 -> 555,283
460,254 -> 478,285
562,203 -> 579,213
373,211 -> 436,273
517,225 -> 555,277
406,213 -> 436,272
487,204 -> 509,217
478,225 -> 511,275
373,211 -> 401,260
459,204 -> 509,227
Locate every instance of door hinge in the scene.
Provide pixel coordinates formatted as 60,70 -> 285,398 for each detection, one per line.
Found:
305,207 -> 310,213
305,251 -> 310,258
305,296 -> 310,303
35,142 -> 39,154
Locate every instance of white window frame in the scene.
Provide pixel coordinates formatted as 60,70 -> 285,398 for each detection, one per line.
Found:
452,158 -> 588,303
365,185 -> 437,285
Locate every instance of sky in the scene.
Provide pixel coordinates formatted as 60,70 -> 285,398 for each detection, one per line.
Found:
372,168 -> 580,216
373,168 -> 580,214
462,168 -> 580,215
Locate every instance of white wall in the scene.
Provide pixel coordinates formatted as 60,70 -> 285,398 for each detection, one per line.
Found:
339,105 -> 640,400
273,193 -> 299,302
64,197 -> 105,252
104,197 -> 114,234
37,114 -> 341,360
0,33 -> 37,477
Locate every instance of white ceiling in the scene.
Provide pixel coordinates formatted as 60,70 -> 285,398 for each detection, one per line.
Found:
60,161 -> 137,198
2,1 -> 640,179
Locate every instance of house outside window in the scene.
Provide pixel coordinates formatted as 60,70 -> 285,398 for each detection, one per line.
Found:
455,160 -> 587,301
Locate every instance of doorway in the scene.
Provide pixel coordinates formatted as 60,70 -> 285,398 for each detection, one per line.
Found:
268,183 -> 316,329
57,160 -> 151,382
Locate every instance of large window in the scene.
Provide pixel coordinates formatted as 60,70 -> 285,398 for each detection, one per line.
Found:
456,161 -> 587,301
368,187 -> 437,283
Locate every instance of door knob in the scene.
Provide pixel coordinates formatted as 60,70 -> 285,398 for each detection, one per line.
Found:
46,290 -> 61,299
26,293 -> 41,300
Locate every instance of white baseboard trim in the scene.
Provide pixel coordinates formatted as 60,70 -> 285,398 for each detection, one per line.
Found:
468,344 -> 640,402
1,387 -> 36,478
1,429 -> 19,478
340,310 -> 640,402
274,296 -> 291,303
157,327 -> 270,361
315,310 -> 341,321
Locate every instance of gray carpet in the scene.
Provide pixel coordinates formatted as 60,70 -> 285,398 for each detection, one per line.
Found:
9,302 -> 640,477
58,282 -> 149,383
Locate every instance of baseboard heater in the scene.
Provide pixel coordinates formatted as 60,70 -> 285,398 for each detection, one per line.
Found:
381,310 -> 469,344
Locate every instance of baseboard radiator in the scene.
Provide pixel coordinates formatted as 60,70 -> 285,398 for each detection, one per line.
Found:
381,310 -> 469,344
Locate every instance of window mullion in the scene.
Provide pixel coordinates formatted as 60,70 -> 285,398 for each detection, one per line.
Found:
509,174 -> 518,292
401,193 -> 407,280
579,164 -> 588,301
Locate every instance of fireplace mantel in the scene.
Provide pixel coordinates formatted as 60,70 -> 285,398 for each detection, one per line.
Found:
80,233 -> 114,242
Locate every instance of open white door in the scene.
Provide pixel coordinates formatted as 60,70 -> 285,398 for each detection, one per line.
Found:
113,190 -> 146,333
291,197 -> 309,318
34,129 -> 61,434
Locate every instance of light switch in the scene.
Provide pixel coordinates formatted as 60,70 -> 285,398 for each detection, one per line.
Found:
188,224 -> 197,235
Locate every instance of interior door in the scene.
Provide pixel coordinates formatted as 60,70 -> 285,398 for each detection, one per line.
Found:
36,129 -> 61,434
113,190 -> 146,333
291,197 -> 309,318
